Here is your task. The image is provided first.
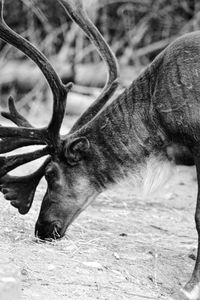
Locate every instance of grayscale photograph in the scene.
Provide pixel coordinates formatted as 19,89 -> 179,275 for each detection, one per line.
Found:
0,0 -> 199,299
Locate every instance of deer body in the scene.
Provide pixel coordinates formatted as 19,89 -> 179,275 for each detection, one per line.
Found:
69,31 -> 200,190
152,32 -> 200,144
0,0 -> 200,298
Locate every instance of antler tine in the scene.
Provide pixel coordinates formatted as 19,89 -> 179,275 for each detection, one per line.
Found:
0,157 -> 51,215
0,95 -> 47,177
0,137 -> 45,154
58,0 -> 119,132
1,96 -> 32,127
0,146 -> 49,178
0,0 -> 72,144
0,96 -> 46,154
0,96 -> 46,153
0,94 -> 50,212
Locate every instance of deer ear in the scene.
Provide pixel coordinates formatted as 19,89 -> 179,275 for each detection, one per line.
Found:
64,137 -> 90,166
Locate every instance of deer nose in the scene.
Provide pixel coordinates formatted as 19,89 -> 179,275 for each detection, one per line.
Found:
35,220 -> 62,240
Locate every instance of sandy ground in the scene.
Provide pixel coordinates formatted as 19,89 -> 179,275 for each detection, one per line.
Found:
0,159 -> 199,300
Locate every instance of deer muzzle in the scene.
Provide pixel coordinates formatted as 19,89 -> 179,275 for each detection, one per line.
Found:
35,220 -> 63,240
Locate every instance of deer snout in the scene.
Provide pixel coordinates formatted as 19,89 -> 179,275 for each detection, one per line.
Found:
35,220 -> 63,240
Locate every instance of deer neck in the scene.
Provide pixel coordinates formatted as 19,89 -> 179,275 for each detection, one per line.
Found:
74,69 -> 168,189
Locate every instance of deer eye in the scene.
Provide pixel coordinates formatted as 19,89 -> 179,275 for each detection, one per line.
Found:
45,167 -> 57,181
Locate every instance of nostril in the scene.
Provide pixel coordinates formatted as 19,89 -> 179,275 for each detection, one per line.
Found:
52,225 -> 61,239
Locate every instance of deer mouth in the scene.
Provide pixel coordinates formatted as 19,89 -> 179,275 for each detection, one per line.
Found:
35,207 -> 83,241
35,220 -> 63,240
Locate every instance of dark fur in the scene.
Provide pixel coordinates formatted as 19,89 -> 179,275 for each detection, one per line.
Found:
66,32 -> 200,188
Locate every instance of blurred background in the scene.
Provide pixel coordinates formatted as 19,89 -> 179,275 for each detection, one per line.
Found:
0,0 -> 200,130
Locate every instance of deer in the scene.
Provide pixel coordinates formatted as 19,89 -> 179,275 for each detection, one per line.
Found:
0,0 -> 200,297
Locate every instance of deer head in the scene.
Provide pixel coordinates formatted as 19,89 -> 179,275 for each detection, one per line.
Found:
0,0 -> 119,239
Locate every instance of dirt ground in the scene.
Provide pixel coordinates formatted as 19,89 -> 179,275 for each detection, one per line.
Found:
0,154 -> 199,300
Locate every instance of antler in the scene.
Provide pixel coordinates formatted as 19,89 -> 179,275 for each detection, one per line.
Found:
0,0 -> 72,143
58,0 -> 119,132
0,0 -> 75,213
0,0 -> 73,174
0,96 -> 45,154
0,0 -> 119,213
0,158 -> 50,214
0,0 -> 119,169
0,96 -> 51,214
0,95 -> 50,173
